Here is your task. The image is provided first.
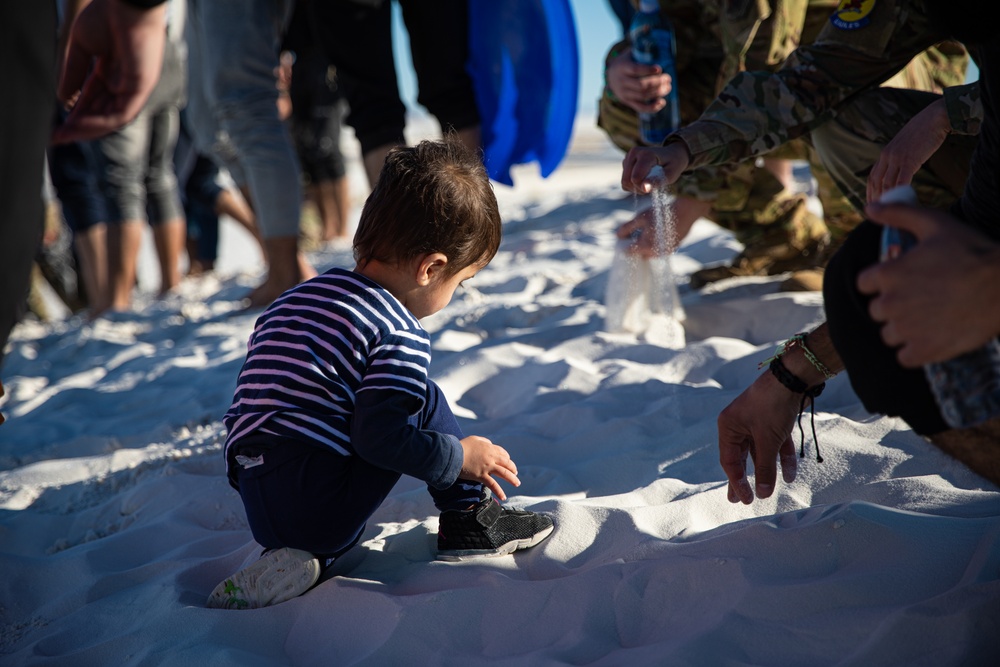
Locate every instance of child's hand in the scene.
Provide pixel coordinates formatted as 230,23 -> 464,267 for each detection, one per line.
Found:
459,436 -> 520,501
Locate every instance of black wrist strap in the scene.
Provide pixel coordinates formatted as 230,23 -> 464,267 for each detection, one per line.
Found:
769,357 -> 825,462
119,0 -> 167,9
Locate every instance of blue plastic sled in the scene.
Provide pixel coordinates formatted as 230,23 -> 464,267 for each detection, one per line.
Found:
468,0 -> 579,186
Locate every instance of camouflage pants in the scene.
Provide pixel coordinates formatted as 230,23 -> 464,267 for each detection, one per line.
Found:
811,87 -> 977,214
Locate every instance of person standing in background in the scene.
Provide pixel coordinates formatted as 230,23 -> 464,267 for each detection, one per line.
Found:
281,0 -> 354,248
94,5 -> 187,312
184,0 -> 316,308
2,0 -> 170,424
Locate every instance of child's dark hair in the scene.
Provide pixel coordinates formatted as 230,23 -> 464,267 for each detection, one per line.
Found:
353,135 -> 502,276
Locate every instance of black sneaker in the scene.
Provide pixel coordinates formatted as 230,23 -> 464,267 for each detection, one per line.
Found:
437,489 -> 554,561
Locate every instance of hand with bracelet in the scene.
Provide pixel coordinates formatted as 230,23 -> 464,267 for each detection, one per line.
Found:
718,324 -> 842,504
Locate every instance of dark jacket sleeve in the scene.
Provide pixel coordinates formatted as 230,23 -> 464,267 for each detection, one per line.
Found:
351,388 -> 463,490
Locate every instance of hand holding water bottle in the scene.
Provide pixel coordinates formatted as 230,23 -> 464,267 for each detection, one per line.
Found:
859,196 -> 1000,368
605,48 -> 673,115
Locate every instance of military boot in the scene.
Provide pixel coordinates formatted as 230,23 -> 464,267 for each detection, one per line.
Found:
690,191 -> 831,289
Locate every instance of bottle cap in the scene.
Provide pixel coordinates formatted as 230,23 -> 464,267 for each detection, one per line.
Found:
878,184 -> 918,205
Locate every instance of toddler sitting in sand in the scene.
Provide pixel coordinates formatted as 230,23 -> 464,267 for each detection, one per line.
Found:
207,136 -> 554,610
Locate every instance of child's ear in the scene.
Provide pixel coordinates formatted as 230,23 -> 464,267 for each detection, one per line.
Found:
415,252 -> 449,285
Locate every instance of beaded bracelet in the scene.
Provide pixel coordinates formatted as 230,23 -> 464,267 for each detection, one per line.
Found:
759,332 -> 836,381
793,333 -> 836,380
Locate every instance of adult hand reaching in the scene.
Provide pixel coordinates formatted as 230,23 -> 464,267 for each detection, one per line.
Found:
52,0 -> 167,145
866,98 -> 951,203
858,202 -> 1000,367
718,370 -> 801,504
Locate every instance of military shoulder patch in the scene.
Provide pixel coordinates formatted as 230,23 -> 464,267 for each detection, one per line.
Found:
830,0 -> 876,30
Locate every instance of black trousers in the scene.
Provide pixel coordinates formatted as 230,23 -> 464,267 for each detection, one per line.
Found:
1,3 -> 56,368
823,220 -> 948,435
309,0 -> 480,156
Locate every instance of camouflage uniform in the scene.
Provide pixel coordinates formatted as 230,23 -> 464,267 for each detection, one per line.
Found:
673,0 -> 977,223
598,0 -> 969,283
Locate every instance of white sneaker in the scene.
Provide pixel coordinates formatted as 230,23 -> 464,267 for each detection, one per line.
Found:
206,547 -> 321,610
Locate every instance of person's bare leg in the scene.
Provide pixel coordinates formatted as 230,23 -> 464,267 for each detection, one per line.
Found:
107,221 -> 144,312
456,125 -> 482,157
330,176 -> 351,240
152,217 -> 186,295
362,142 -> 402,189
74,223 -> 110,316
216,186 -> 259,242
186,233 -> 208,276
246,235 -> 317,309
311,178 -> 351,242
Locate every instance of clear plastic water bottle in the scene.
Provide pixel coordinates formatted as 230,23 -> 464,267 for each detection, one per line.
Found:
878,185 -> 1000,429
630,0 -> 680,145
605,170 -> 685,347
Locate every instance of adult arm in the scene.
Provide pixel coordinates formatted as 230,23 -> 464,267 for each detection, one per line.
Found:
719,324 -> 843,504
52,0 -> 167,144
867,81 -> 981,202
671,0 -> 949,172
56,0 -> 92,79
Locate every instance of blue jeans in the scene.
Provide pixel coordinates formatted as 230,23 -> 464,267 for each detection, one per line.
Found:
47,132 -> 109,233
184,0 -> 301,239
176,110 -> 222,264
234,380 -> 482,559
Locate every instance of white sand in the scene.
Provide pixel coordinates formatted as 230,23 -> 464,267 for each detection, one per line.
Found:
2,116 -> 998,666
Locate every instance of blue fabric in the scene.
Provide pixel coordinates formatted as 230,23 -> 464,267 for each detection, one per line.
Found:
468,0 -> 579,185
47,130 -> 109,233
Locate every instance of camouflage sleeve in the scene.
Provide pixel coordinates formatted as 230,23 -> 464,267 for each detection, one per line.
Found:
716,0 -> 816,90
943,81 -> 982,136
671,0 -> 951,169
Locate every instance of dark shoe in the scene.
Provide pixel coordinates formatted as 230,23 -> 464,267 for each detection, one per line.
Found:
437,489 -> 554,561
689,236 -> 832,289
206,547 -> 321,610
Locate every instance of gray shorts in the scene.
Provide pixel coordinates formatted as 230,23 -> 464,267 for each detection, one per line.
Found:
97,38 -> 186,225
